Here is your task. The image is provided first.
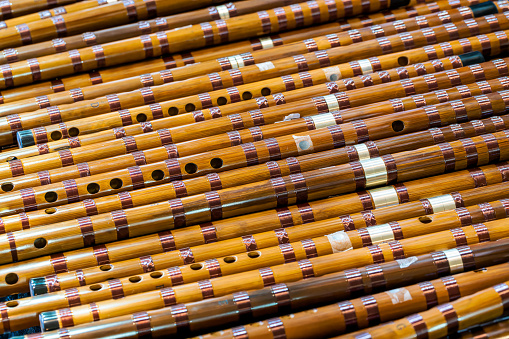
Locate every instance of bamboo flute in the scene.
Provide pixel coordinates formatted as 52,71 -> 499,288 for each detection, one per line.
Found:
26,196 -> 509,305
200,262 -> 509,339
7,53 -> 488,160
0,0 -> 77,21
0,0 -> 484,105
5,55 -> 492,188
0,0 -> 399,90
0,162 -> 505,297
4,27 -> 508,147
2,88 -> 509,216
14,238 -> 509,339
338,279 -> 509,338
0,0 -> 326,64
31,217 -> 509,331
0,3 -> 498,117
0,129 -> 507,267
458,317 -> 509,338
0,0 -> 225,50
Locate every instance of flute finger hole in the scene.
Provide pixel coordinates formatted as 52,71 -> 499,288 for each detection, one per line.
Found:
247,251 -> 261,258
50,131 -> 62,141
217,97 -> 227,106
6,156 -> 17,161
68,127 -> 79,137
136,113 -> 147,122
391,120 -> 405,132
152,169 -> 164,181
45,208 -> 57,214
110,178 -> 123,189
89,284 -> 102,291
223,256 -> 237,263
99,264 -> 112,271
129,276 -> 141,283
5,273 -> 18,285
242,91 -> 252,100
261,87 -> 271,96
87,183 -> 100,194
185,103 -> 196,112
190,263 -> 203,270
210,158 -> 223,169
34,237 -> 47,249
168,107 -> 178,116
398,56 -> 409,66
5,301 -> 18,308
150,272 -> 163,279
418,216 -> 433,224
45,191 -> 58,202
1,182 -> 13,192
185,163 -> 197,174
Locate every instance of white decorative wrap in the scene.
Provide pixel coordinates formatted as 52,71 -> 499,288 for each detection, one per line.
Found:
366,223 -> 394,245
396,256 -> 418,268
259,37 -> 274,49
443,248 -> 464,273
427,194 -> 456,213
386,288 -> 412,304
359,157 -> 387,187
358,59 -> 373,74
323,66 -> 342,81
323,94 -> 339,112
293,135 -> 314,153
227,55 -> 245,69
216,5 -> 230,20
256,61 -> 275,71
311,113 -> 336,129
326,231 -> 353,252
369,186 -> 399,208
353,144 -> 371,160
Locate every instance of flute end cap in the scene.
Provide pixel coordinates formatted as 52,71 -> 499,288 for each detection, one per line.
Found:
16,130 -> 35,148
459,51 -> 485,66
389,0 -> 411,9
29,277 -> 48,296
39,310 -> 60,332
470,1 -> 499,17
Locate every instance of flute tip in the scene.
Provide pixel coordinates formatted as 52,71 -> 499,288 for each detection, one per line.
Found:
16,130 -> 35,148
39,310 -> 60,332
29,277 -> 48,296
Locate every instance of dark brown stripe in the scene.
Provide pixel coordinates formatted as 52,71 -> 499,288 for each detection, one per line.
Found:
204,191 -> 222,220
78,217 -> 95,246
93,245 -> 110,265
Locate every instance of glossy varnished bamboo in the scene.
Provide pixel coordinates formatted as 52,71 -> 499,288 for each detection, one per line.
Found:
15,238 -> 509,339
0,0 -> 77,21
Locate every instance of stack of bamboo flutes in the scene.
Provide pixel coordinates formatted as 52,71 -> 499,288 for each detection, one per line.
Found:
1,0 -> 509,338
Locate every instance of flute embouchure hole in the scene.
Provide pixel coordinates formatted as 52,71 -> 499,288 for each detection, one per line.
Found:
190,263 -> 203,270
6,156 -> 17,161
87,183 -> 100,194
1,182 -> 13,192
100,265 -> 112,271
223,256 -> 237,263
210,158 -> 223,169
398,56 -> 409,66
217,97 -> 227,106
68,127 -> 79,137
150,272 -> 163,279
151,170 -> 165,181
247,251 -> 261,258
89,284 -> 102,291
129,276 -> 142,283
185,103 -> 196,112
185,163 -> 198,174
168,107 -> 179,116
392,120 -> 405,132
242,91 -> 252,100
45,208 -> 57,214
418,216 -> 433,224
329,74 -> 339,81
50,131 -> 62,141
261,87 -> 271,96
34,238 -> 47,249
5,301 -> 18,308
136,113 -> 147,122
45,191 -> 58,202
110,178 -> 123,189
5,273 -> 18,285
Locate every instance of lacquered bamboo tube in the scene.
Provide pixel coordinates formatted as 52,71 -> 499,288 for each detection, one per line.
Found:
4,54 -> 497,181
6,27 -> 508,147
14,238 -> 509,339
0,3 -> 498,118
0,0 -> 111,30
2,87 -> 509,218
0,0 -> 77,21
1,162 -> 505,297
33,217 -> 509,331
459,317 -> 509,338
13,51 -> 484,157
0,130 -> 507,268
0,0 -> 399,91
339,279 -> 509,338
0,0 -> 328,65
0,0 -> 224,50
200,262 -> 509,339
4,57 -> 492,193
0,0 -> 485,105
27,196 -> 509,305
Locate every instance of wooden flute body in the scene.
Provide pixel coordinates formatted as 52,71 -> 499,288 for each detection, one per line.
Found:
0,0 -> 77,21
15,238 -> 509,338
